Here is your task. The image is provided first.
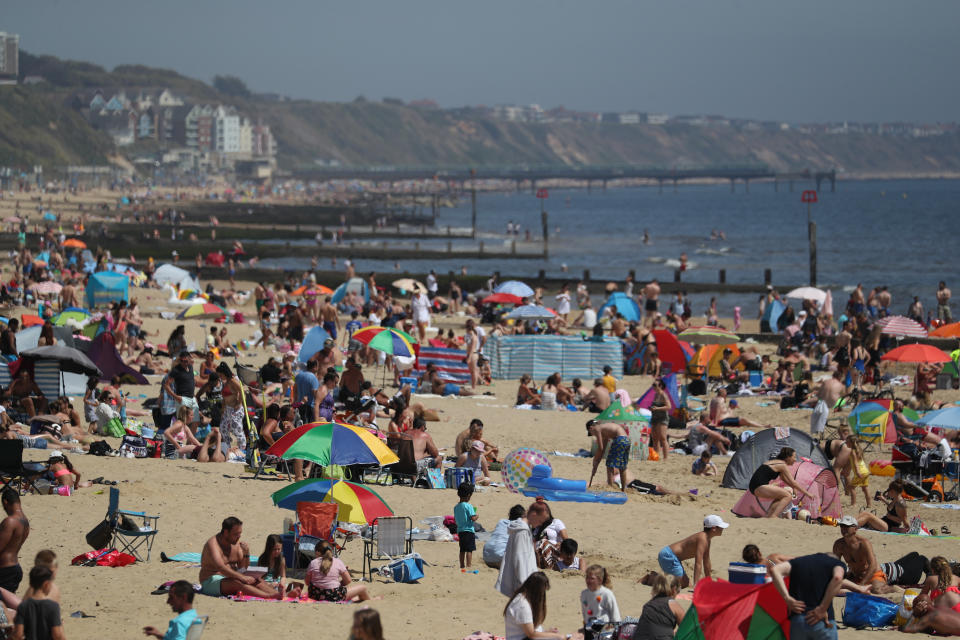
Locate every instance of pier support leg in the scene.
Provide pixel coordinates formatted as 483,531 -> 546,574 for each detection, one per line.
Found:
658,179 -> 663,195
809,221 -> 817,285
730,179 -> 735,193
745,179 -> 750,194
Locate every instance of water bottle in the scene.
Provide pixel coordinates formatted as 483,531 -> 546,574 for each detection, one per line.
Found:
790,505 -> 799,520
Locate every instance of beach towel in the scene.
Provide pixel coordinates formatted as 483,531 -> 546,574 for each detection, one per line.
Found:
494,519 -> 536,597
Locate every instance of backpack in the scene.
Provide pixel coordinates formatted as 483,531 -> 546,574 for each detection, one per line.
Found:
89,440 -> 113,456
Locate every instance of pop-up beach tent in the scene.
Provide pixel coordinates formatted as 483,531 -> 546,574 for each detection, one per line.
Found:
597,292 -> 641,323
86,271 -> 129,308
675,578 -> 790,640
722,427 -> 829,489
731,459 -> 841,519
331,278 -> 369,304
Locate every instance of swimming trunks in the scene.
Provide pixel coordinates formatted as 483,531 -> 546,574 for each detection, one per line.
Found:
719,417 -> 741,427
322,321 -> 337,339
657,547 -> 685,577
606,435 -> 631,469
0,565 -> 22,593
307,584 -> 347,602
200,574 -> 224,596
645,299 -> 658,312
443,383 -> 460,397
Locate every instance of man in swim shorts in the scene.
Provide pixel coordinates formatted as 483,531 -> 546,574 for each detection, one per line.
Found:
587,420 -> 630,492
199,516 -> 282,599
708,388 -> 767,429
426,364 -> 477,397
658,515 -> 728,588
409,418 -> 442,471
320,297 -> 340,339
832,516 -> 896,595
811,370 -> 845,439
0,488 -> 29,593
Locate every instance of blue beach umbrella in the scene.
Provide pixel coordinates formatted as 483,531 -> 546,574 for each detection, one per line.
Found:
495,280 -> 535,298
917,407 -> 960,430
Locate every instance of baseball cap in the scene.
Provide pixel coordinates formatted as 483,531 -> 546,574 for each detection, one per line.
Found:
48,451 -> 64,460
729,399 -> 738,408
703,514 -> 730,529
471,440 -> 485,452
838,515 -> 858,527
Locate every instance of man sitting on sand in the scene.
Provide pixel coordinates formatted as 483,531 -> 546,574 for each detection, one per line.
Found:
457,441 -> 492,485
687,414 -> 732,455
409,418 -> 441,470
454,418 -> 499,463
832,515 -> 896,595
424,363 -> 477,397
708,388 -> 767,429
657,515 -> 728,588
581,379 -> 611,413
199,517 -> 283,599
587,420 -> 630,492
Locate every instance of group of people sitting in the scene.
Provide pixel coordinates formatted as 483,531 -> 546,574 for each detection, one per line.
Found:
515,367 -> 619,413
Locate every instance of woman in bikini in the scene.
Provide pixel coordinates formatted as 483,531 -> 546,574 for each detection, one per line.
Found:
922,556 -> 960,607
47,451 -> 91,495
313,371 -> 339,422
163,406 -> 204,458
516,374 -> 541,407
747,447 -> 816,518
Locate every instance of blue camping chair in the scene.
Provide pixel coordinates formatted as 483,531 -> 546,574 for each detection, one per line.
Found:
107,487 -> 159,561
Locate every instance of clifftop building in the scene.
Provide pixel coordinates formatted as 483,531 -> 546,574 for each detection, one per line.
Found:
0,31 -> 19,84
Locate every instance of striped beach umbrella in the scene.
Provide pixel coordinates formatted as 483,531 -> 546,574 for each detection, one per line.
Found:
264,421 -> 399,467
177,302 -> 226,320
271,478 -> 394,524
675,579 -> 789,640
506,304 -> 555,320
350,326 -> 416,357
678,326 -> 739,345
878,315 -> 927,338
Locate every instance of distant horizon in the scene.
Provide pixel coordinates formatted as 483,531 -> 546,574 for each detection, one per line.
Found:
5,0 -> 959,123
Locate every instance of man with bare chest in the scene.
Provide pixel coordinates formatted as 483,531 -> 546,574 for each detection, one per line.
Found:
832,516 -> 895,594
199,516 -> 282,599
0,488 -> 29,593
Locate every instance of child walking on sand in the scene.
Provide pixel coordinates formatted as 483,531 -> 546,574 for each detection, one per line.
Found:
846,438 -> 872,507
454,482 -> 478,569
579,564 -> 620,640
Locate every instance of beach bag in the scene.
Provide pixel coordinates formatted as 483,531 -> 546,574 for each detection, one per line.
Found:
388,554 -> 425,583
119,435 -> 148,458
102,417 -> 126,438
842,592 -> 898,628
88,440 -> 113,456
85,519 -> 114,550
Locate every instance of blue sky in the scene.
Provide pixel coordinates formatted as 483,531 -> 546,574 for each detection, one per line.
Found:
6,0 -> 958,122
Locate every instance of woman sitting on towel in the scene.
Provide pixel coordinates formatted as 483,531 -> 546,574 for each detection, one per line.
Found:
305,542 -> 370,602
747,447 -> 815,519
516,374 -> 541,407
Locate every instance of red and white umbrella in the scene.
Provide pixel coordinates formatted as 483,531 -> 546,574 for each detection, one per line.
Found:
877,315 -> 927,338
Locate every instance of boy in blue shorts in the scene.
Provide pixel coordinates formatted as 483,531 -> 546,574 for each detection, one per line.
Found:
658,514 -> 728,588
454,482 -> 478,569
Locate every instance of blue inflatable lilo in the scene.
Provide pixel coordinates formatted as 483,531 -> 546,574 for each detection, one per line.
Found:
520,465 -> 627,504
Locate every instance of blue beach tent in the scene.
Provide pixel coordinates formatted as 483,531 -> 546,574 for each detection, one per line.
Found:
86,272 -> 129,308
597,291 -> 642,323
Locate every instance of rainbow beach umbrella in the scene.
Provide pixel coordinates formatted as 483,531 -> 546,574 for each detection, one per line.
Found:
264,421 -> 399,467
351,326 -> 416,357
271,478 -> 393,524
678,326 -> 739,345
177,301 -> 226,320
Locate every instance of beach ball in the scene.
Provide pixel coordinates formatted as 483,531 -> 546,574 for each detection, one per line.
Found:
797,509 -> 811,521
501,448 -> 551,494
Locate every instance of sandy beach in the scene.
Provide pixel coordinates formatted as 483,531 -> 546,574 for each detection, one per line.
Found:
2,190 -> 960,640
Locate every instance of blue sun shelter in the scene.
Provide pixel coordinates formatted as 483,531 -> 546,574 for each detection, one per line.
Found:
86,271 -> 129,309
598,291 -> 641,323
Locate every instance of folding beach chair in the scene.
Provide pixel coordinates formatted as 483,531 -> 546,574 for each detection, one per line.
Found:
186,615 -> 208,640
362,516 -> 413,581
106,487 -> 159,561
293,501 -> 339,569
0,440 -> 43,495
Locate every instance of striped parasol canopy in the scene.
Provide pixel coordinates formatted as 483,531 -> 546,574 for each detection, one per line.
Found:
877,315 -> 927,338
678,326 -> 740,345
177,302 -> 227,319
271,478 -> 394,524
264,421 -> 399,467
350,326 -> 416,357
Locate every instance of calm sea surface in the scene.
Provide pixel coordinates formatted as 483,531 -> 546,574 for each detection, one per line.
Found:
261,179 -> 960,319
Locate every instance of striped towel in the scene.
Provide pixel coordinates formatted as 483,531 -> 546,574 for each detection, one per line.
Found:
415,347 -> 470,384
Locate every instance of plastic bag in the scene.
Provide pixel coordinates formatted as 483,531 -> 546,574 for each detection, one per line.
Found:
71,548 -> 137,567
842,591 -> 898,628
